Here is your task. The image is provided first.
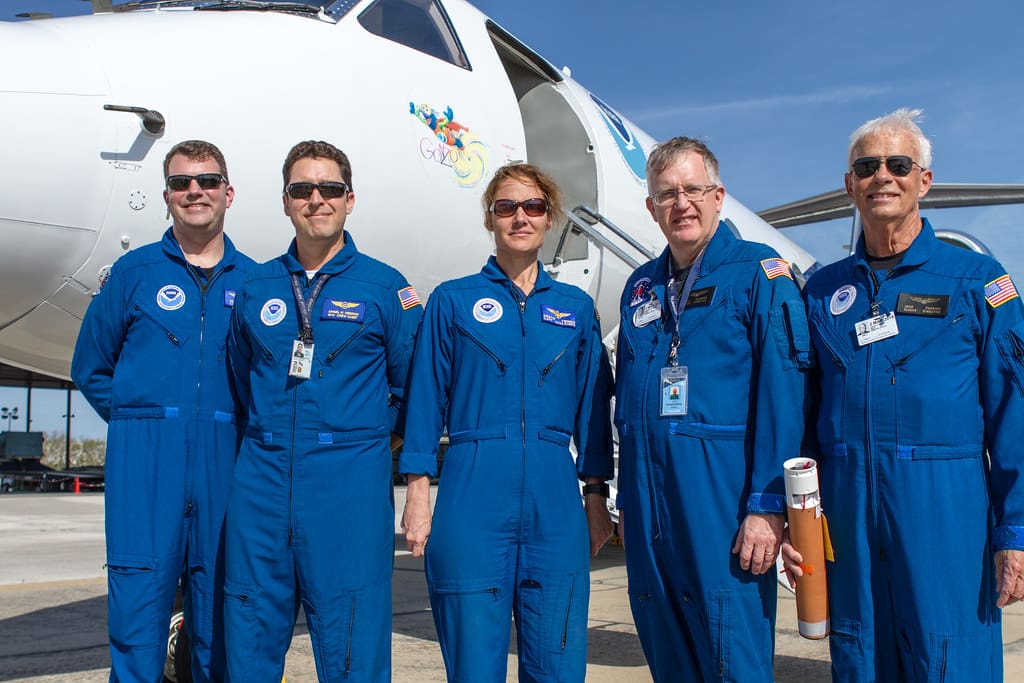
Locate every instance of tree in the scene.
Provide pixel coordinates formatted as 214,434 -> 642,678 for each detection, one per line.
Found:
41,431 -> 106,469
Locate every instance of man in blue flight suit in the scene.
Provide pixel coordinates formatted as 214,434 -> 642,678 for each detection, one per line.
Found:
784,108 -> 1024,681
223,140 -> 422,682
615,137 -> 809,682
72,139 -> 254,682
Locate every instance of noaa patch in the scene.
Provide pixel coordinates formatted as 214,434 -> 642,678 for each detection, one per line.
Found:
541,305 -> 576,328
830,285 -> 857,316
473,298 -> 503,324
629,277 -> 653,307
224,290 -> 236,307
156,285 -> 185,311
322,299 -> 365,322
260,298 -> 287,326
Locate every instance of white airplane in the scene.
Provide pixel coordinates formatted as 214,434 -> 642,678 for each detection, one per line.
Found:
0,0 -> 821,381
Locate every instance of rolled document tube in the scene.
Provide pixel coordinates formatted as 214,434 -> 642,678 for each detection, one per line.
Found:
783,457 -> 830,639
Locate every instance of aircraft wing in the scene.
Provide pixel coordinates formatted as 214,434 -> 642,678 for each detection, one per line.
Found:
759,184 -> 1024,228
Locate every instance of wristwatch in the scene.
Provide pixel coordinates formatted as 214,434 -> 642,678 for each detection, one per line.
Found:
582,482 -> 610,498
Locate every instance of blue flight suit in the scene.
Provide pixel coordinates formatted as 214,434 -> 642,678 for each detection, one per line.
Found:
804,219 -> 1024,682
223,233 -> 421,683
615,225 -> 809,682
399,257 -> 614,683
72,228 -> 255,683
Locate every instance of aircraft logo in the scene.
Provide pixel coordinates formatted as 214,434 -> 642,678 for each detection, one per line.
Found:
261,299 -> 287,326
590,93 -> 647,182
411,102 -> 488,188
541,305 -> 576,328
156,285 -> 185,311
473,297 -> 503,324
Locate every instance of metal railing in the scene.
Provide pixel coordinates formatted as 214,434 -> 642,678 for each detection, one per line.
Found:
550,205 -> 655,271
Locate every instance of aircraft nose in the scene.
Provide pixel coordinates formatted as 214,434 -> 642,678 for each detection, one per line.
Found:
0,19 -> 114,328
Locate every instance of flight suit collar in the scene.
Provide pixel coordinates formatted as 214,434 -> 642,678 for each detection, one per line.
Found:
655,220 -> 736,281
852,217 -> 937,273
160,226 -> 242,270
480,255 -> 554,293
282,230 -> 359,276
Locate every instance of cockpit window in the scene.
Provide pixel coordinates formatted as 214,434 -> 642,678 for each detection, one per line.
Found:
358,0 -> 470,69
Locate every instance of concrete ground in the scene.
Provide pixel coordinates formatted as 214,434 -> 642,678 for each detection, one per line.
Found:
1,492 -> 1022,682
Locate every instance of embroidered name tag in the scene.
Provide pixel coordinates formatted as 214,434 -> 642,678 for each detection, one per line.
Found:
686,286 -> 716,308
541,305 -> 576,328
322,300 -> 365,322
896,293 -> 949,317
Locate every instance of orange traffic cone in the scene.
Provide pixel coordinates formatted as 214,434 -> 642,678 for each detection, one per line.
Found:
74,476 -> 80,494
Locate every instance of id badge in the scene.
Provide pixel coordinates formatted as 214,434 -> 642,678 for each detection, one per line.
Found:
855,312 -> 899,346
660,365 -> 688,416
289,339 -> 314,379
633,296 -> 661,328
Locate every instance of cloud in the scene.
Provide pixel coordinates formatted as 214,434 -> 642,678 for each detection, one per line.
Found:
630,84 -> 895,122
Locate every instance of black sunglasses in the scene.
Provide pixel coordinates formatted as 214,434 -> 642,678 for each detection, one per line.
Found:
489,198 -> 548,218
285,181 -> 349,200
166,173 -> 227,191
851,155 -> 920,179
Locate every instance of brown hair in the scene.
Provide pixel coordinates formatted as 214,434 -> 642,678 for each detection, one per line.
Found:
163,139 -> 228,180
481,163 -> 564,230
282,140 -> 353,191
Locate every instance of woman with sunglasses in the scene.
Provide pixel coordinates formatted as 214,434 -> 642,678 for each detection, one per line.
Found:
399,163 -> 615,682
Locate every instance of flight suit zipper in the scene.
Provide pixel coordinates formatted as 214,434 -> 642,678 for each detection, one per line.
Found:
133,304 -> 181,345
889,313 -> 965,383
454,324 -> 507,373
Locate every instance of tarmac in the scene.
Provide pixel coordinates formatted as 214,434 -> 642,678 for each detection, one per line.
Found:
1,492 -> 1022,682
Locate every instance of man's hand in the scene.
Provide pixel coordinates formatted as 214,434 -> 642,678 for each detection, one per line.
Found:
779,527 -> 803,589
585,492 -> 614,558
732,512 -> 785,575
401,474 -> 432,558
996,548 -> 1024,608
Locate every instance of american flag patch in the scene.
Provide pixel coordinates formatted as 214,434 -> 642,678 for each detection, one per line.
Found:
760,258 -> 793,280
397,286 -> 422,310
984,274 -> 1019,308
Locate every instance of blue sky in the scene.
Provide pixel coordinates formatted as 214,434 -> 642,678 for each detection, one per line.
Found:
3,0 -> 1023,439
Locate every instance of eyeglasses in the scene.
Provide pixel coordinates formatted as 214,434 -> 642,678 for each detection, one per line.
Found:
489,198 -> 548,218
850,156 -> 921,179
650,185 -> 718,207
285,181 -> 349,200
166,174 -> 227,192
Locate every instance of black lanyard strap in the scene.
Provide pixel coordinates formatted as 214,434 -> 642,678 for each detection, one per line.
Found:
290,273 -> 330,343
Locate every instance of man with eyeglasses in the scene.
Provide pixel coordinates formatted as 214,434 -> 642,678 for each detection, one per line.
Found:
614,137 -> 809,682
784,108 -> 1024,681
72,139 -> 255,682
222,140 -> 423,680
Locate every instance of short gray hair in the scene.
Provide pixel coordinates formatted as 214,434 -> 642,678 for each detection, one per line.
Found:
848,108 -> 932,169
645,137 -> 720,193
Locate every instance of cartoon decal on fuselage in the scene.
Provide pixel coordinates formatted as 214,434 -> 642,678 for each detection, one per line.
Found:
590,92 -> 648,183
411,102 -> 488,188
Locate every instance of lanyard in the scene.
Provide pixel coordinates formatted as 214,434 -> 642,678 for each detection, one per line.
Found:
289,273 -> 330,343
666,250 -> 705,366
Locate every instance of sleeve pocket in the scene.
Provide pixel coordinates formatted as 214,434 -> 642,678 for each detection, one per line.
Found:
772,299 -> 812,370
996,322 -> 1024,398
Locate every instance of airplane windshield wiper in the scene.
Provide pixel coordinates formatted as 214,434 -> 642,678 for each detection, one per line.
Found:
195,0 -> 325,13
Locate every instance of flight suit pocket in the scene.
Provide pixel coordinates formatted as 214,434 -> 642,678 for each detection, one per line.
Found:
829,617 -> 866,680
996,322 -> 1024,398
223,581 -> 258,680
707,589 -> 732,681
771,299 -> 811,370
106,552 -> 159,648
